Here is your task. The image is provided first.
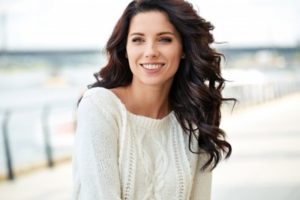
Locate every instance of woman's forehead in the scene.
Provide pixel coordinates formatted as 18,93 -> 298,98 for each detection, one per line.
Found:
128,11 -> 178,35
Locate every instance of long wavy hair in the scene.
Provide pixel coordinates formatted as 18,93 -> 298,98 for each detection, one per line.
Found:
89,0 -> 235,170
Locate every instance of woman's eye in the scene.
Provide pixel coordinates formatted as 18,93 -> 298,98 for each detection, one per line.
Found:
132,38 -> 144,43
159,37 -> 172,43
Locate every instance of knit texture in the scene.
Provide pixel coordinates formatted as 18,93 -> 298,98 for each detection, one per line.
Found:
72,87 -> 212,200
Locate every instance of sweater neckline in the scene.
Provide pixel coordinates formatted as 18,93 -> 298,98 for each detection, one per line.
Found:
103,88 -> 176,130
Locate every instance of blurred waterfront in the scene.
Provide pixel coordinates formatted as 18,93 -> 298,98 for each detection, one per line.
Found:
0,47 -> 300,200
0,51 -> 103,181
0,91 -> 300,200
1,0 -> 300,199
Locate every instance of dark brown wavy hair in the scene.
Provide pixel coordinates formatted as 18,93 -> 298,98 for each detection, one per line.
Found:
89,0 -> 235,170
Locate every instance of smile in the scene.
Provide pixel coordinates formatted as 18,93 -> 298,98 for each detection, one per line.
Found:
140,63 -> 165,70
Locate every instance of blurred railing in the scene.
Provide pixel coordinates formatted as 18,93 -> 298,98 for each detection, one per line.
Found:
1,68 -> 300,181
222,68 -> 300,110
0,102 -> 77,181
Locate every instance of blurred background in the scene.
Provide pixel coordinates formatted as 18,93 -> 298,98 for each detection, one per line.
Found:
0,0 -> 299,199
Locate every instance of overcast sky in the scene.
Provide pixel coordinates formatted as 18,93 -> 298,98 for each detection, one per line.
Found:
0,0 -> 299,50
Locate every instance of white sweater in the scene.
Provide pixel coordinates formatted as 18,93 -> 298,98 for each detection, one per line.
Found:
72,87 -> 212,200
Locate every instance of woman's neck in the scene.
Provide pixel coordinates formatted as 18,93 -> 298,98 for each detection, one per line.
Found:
113,83 -> 172,119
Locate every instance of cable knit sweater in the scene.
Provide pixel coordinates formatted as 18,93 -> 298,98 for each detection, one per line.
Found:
72,87 -> 212,200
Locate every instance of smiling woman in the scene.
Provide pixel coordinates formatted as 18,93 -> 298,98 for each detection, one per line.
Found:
73,0 -> 234,200
126,11 -> 183,88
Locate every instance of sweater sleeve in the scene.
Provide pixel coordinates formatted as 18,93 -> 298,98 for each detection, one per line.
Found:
190,157 -> 212,200
72,94 -> 121,200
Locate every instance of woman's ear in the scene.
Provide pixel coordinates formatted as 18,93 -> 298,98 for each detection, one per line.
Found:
181,53 -> 185,59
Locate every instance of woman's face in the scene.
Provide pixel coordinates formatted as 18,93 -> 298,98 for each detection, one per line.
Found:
126,11 -> 184,88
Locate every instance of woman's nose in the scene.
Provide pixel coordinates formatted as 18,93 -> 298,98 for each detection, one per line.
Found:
144,43 -> 159,58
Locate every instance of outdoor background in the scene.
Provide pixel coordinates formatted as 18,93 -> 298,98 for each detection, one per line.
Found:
0,0 -> 300,199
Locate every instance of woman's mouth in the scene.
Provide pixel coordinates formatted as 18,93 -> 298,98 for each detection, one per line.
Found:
140,63 -> 165,70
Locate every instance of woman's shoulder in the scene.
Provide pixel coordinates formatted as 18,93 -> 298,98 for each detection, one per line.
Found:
82,87 -> 119,104
79,87 -> 125,116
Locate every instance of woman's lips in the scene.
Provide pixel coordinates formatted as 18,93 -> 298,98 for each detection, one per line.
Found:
140,63 -> 165,75
141,63 -> 165,70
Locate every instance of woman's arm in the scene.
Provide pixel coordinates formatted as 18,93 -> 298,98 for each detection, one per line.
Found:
190,155 -> 213,200
191,169 -> 212,200
73,94 -> 121,200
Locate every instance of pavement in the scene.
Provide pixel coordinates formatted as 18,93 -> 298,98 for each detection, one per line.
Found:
0,163 -> 72,200
213,92 -> 300,200
0,92 -> 300,200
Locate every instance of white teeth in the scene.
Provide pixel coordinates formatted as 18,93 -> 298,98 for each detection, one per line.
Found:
142,64 -> 163,69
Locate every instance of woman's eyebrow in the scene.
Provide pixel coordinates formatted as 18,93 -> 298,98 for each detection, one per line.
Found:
157,31 -> 175,36
129,31 -> 175,37
129,32 -> 144,36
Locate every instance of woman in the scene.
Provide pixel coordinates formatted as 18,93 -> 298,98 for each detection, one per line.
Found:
73,0 -> 233,199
